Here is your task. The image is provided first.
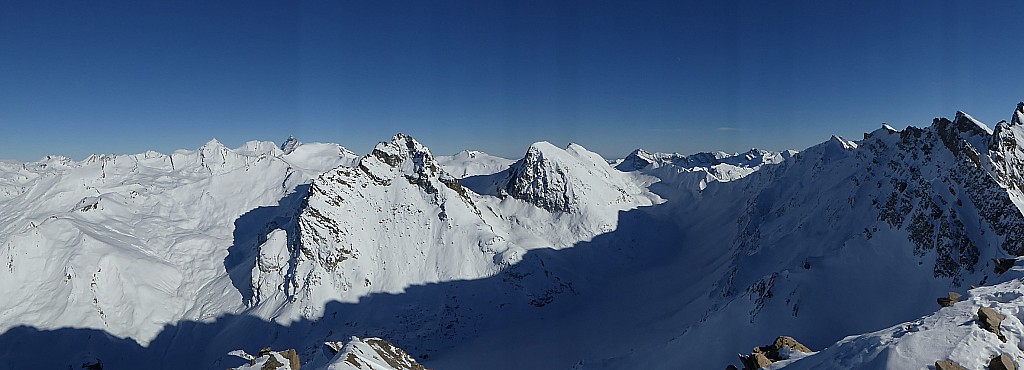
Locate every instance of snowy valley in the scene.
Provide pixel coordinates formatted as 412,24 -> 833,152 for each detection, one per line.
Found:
5,104 -> 1024,369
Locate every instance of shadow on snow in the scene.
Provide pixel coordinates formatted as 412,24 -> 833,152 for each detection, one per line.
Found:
0,186 -> 691,370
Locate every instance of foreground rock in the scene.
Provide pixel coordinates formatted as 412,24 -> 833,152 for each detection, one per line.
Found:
938,292 -> 962,307
229,348 -> 300,370
935,359 -> 967,370
979,307 -> 1007,342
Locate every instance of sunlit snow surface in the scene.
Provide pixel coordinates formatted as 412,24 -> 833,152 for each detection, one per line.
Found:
5,104 -> 1024,370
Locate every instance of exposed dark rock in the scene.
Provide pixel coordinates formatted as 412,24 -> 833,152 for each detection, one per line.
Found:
990,353 -> 1016,370
995,258 -> 1016,275
979,307 -> 1007,342
936,359 -> 967,370
503,144 -> 576,213
937,292 -> 962,307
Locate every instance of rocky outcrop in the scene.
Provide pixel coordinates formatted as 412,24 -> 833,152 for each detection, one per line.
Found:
990,353 -> 1016,370
736,336 -> 812,369
502,142 -> 650,213
938,292 -> 962,307
979,307 -> 1007,342
280,136 -> 299,155
738,352 -> 773,370
332,337 -> 428,370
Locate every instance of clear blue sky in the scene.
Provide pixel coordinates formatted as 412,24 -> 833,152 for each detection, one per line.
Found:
2,1 -> 1023,161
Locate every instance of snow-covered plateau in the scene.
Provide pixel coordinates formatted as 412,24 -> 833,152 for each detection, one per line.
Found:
6,104 -> 1024,369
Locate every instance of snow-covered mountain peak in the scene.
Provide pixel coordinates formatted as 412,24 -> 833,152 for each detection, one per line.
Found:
616,148 -> 657,171
201,138 -> 226,150
932,112 -> 994,162
358,133 -> 447,184
450,150 -> 484,159
827,134 -> 858,150
954,111 -> 993,135
502,141 -> 652,213
435,150 -> 514,178
265,133 -> 504,316
236,140 -> 285,157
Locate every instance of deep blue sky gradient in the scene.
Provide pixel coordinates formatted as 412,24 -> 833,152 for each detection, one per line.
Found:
2,1 -> 1023,161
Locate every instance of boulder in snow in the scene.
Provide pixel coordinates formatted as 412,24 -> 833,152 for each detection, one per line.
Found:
935,359 -> 967,370
995,258 -> 1016,275
937,292 -> 962,307
979,307 -> 1007,342
990,353 -> 1016,370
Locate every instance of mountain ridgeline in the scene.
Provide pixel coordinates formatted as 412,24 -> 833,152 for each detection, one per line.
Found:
3,103 -> 1024,369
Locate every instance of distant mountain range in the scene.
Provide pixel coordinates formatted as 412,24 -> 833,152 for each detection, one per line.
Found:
4,103 -> 1024,369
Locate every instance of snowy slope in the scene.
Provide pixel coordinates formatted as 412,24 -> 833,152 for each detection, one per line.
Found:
427,105 -> 1024,369
0,138 -> 357,344
775,264 -> 1024,370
